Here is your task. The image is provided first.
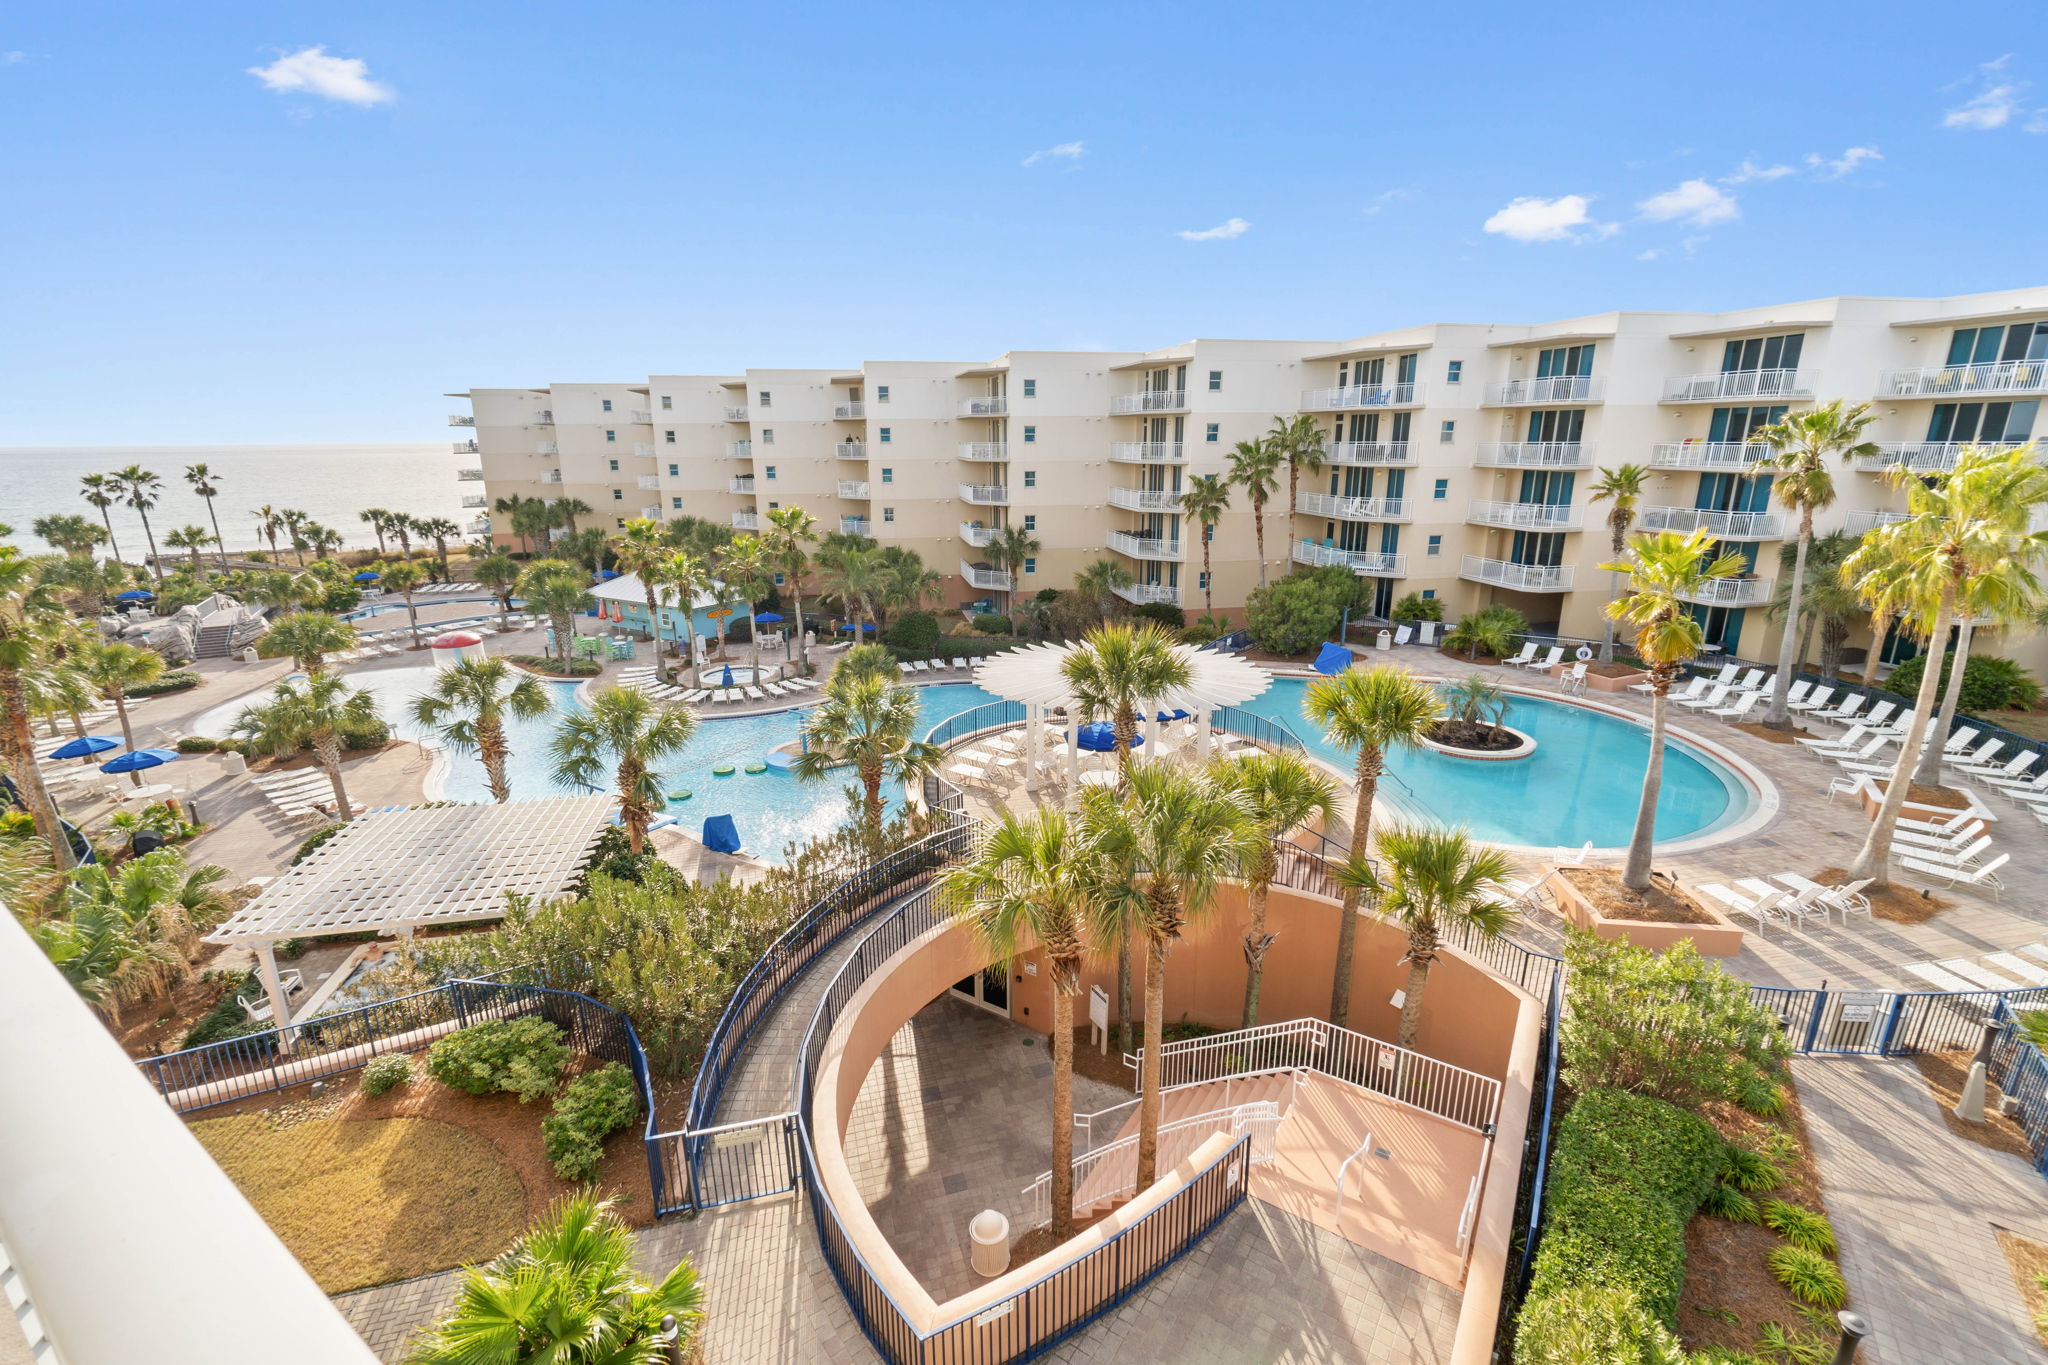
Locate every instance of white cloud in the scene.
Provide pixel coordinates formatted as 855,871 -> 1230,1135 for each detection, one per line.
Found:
1,51 -> 24,65
246,46 -> 394,106
1807,145 -> 1882,178
1022,140 -> 1084,167
1363,188 -> 1411,216
1636,179 -> 1739,228
1722,158 -> 1796,184
1943,57 -> 2026,129
2029,110 -> 2048,135
1637,249 -> 1662,261
1177,217 -> 1251,242
1481,195 -> 1614,244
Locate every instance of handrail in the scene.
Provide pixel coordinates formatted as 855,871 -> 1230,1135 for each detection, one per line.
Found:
1332,1128 -> 1376,1224
1456,1174 -> 1482,1250
1023,1100 -> 1281,1224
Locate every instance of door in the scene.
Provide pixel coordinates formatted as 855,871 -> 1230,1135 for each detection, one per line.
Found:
952,964 -> 1011,1016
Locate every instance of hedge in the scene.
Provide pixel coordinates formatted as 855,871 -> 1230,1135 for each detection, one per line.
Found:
128,671 -> 202,698
541,1062 -> 641,1180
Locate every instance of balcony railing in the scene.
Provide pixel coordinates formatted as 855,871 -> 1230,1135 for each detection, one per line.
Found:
724,406 -> 749,421
625,408 -> 652,423
960,483 -> 1009,505
731,511 -> 759,530
1853,440 -> 2028,474
1460,555 -> 1574,592
638,474 -> 663,491
456,467 -> 482,481
834,442 -> 867,459
837,480 -> 871,499
633,442 -> 655,457
1109,442 -> 1188,465
729,477 -> 755,494
960,522 -> 997,547
959,395 -> 1009,417
1112,581 -> 1180,606
448,414 -> 475,427
1681,575 -> 1773,607
961,560 -> 1015,591
1291,540 -> 1405,577
1108,486 -> 1183,512
1107,530 -> 1183,561
1110,389 -> 1188,414
1880,360 -> 2048,399
1466,499 -> 1582,531
1488,375 -> 1604,405
640,505 -> 661,520
1650,441 -> 1770,471
959,442 -> 1007,461
1662,369 -> 1813,403
530,409 -> 554,425
1639,505 -> 1785,539
727,440 -> 752,457
1474,442 -> 1592,468
1296,492 -> 1409,521
834,401 -> 865,419
1844,509 -> 1910,535
452,439 -> 478,455
460,493 -> 486,508
841,516 -> 870,536
1325,441 -> 1414,467
534,441 -> 558,455
465,516 -> 492,534
1299,383 -> 1423,410
540,469 -> 563,484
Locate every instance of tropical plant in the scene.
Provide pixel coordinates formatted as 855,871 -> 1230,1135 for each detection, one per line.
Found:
1226,437 -> 1282,589
360,508 -> 394,556
722,532 -> 773,677
517,559 -> 595,659
1767,1245 -> 1848,1310
549,685 -> 697,853
990,524 -> 1041,613
30,514 -> 106,559
836,642 -> 898,683
75,638 -> 165,751
1434,676 -> 1509,747
493,494 -> 545,555
1763,1200 -> 1836,1256
555,526 -> 609,581
1179,474 -> 1231,616
1209,749 -> 1337,1028
473,552 -> 523,630
1766,531 -> 1861,678
815,540 -> 885,636
40,849 -> 231,1014
650,549 -> 711,669
259,611 -> 358,676
1600,529 -> 1748,891
1444,604 -> 1530,661
1588,463 -> 1651,663
229,671 -> 381,820
1061,622 -> 1191,791
387,511 -> 417,560
162,525 -> 215,577
78,473 -> 125,563
374,558 -> 429,647
872,545 -> 940,629
541,1063 -> 640,1180
0,554 -> 77,867
611,520 -> 676,678
115,465 -> 165,587
410,658 -> 553,802
765,505 -> 818,668
790,669 -> 940,839
251,504 -> 286,563
1241,566 -> 1356,654
416,517 -> 462,577
1269,413 -> 1326,537
1303,664 -> 1439,1028
183,464 -> 230,572
548,496 -> 593,537
1883,650 -> 2041,714
426,1016 -> 568,1101
1389,592 -> 1444,623
1072,558 -> 1135,622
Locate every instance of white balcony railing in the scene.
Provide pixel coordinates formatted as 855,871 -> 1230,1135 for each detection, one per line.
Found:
1291,540 -> 1406,577
729,477 -> 755,494
961,560 -> 1015,591
834,442 -> 867,459
1466,499 -> 1582,531
1474,442 -> 1592,468
841,517 -> 870,536
1662,369 -> 1813,403
1112,581 -> 1181,606
456,467 -> 483,481
638,474 -> 662,491
1324,442 -> 1414,467
1109,442 -> 1187,465
540,469 -> 563,484
465,516 -> 492,535
633,443 -> 655,457
960,483 -> 1009,505
1298,383 -> 1423,410
460,493 -> 487,508
1488,375 -> 1604,405
625,409 -> 652,423
1880,360 -> 2048,399
727,440 -> 752,457
448,414 -> 475,427
1681,575 -> 1773,607
1650,441 -> 1770,471
960,395 -> 1009,417
530,409 -> 554,425
1460,555 -> 1574,592
640,505 -> 661,520
731,511 -> 759,530
838,480 -> 871,499
1108,486 -> 1184,512
1844,509 -> 1910,535
959,442 -> 1008,461
452,439 -> 478,455
1110,389 -> 1188,414
1638,505 -> 1785,539
834,401 -> 866,419
535,441 -> 559,455
1107,530 -> 1183,561
1296,492 -> 1409,521
960,522 -> 997,547
1853,440 -> 2029,474
724,406 -> 749,421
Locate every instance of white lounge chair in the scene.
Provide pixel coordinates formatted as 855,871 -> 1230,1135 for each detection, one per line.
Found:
1859,700 -> 1899,731
1902,851 -> 2009,897
1893,834 -> 1994,869
1697,882 -> 1794,935
950,658 -> 970,670
679,689 -> 709,704
1559,661 -> 1588,695
912,659 -> 932,673
1781,680 -> 1811,708
1797,724 -> 1875,755
1522,646 -> 1564,673
743,685 -> 765,701
1708,690 -> 1763,723
1893,819 -> 1989,852
1730,668 -> 1768,692
1675,684 -> 1732,712
1810,694 -> 1868,725
1706,662 -> 1740,688
1897,806 -> 1983,836
1644,675 -> 1709,703
1961,752 -> 2039,785
899,662 -> 916,676
1787,686 -> 1834,715
1937,726 -> 1983,756
1500,641 -> 1539,668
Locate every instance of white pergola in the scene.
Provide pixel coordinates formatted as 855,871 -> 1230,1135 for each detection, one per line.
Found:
209,795 -> 616,1038
969,642 -> 1275,792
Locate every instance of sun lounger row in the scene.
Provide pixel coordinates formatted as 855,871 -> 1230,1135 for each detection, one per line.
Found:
1696,874 -> 1874,934
898,658 -> 979,676
1906,942 -> 2048,992
249,769 -> 339,818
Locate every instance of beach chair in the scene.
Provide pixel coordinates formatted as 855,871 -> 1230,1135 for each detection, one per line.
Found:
912,659 -> 932,673
1944,737 -> 2004,772
1810,694 -> 1867,726
743,686 -> 766,701
1797,724 -> 1875,755
1960,751 -> 2038,785
899,662 -> 916,676
1896,806 -> 1982,836
1522,646 -> 1564,673
1500,641 -> 1539,668
1696,883 -> 1794,935
1787,686 -> 1833,715
1708,690 -> 1763,723
1893,834 -> 1994,870
1937,726 -> 1983,757
1902,851 -> 2009,897
1856,700 -> 1898,731
1642,675 -> 1709,702
1706,662 -> 1740,687
679,690 -> 708,704
1782,680 -> 1811,708
1675,684 -> 1731,713
1730,668 -> 1768,692
1893,819 -> 1989,853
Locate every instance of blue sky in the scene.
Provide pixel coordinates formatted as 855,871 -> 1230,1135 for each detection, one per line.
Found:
4,1 -> 2045,445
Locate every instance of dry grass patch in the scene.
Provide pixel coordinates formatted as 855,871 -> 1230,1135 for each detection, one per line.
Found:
1998,1229 -> 2048,1350
1909,1048 -> 2035,1160
1814,866 -> 1953,925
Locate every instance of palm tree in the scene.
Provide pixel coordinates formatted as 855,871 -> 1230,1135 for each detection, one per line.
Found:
815,541 -> 886,637
1073,558 -> 1135,623
1179,474 -> 1231,617
1210,749 -> 1338,1028
411,659 -> 552,803
251,504 -> 285,563
32,514 -> 107,559
115,466 -> 165,587
549,686 -> 697,853
1601,528 -> 1749,891
873,546 -> 940,630
518,560 -> 594,659
473,552 -> 522,630
403,1194 -> 703,1365
76,639 -> 165,752
1588,463 -> 1651,664
938,808 -> 1097,1240
791,669 -> 941,839
78,474 -> 125,564
651,549 -> 711,672
1766,531 -> 1861,679
279,508 -> 311,566
555,526 -> 608,581
1225,438 -> 1282,589
493,494 -> 541,556
1268,414 -> 1326,540
0,551 -> 75,867
1302,664 -> 1438,1029
163,525 -> 214,577
261,611 -> 358,676
549,497 -> 593,538
183,464 -> 229,572
1331,828 -> 1516,1047
1079,763 -> 1248,1190
991,525 -> 1041,614
1752,401 -> 1881,727
416,517 -> 462,579
722,532 -> 773,677
765,506 -> 818,669
377,559 -> 429,647
612,520 -> 674,673
230,672 -> 381,820
1844,445 -> 2048,884
360,508 -> 393,557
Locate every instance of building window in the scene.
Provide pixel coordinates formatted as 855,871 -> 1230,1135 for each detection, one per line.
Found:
1023,514 -> 1036,531
1433,478 -> 1448,500
1439,421 -> 1455,443
1205,423 -> 1220,442
615,518 -> 625,529
883,507 -> 895,523
881,467 -> 894,483
608,458 -> 619,471
1427,535 -> 1442,556
1421,588 -> 1436,600
757,391 -> 771,407
879,427 -> 892,443
1023,425 -> 1037,442
773,572 -> 785,585
1446,360 -> 1463,385
611,489 -> 623,500
760,429 -> 774,444
1023,378 -> 1036,397
1023,470 -> 1037,487
660,395 -> 672,410
877,385 -> 890,402
1208,370 -> 1222,391
1199,571 -> 1210,590
602,399 -> 614,412
668,463 -> 679,476
664,429 -> 676,443
605,429 -> 617,442
1024,557 -> 1037,574
671,497 -> 682,509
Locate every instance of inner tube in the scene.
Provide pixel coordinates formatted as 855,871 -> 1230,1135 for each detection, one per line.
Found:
744,762 -> 767,774
668,790 -> 692,801
712,764 -> 736,777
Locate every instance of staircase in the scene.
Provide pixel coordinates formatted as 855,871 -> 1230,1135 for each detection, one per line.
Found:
192,621 -> 236,659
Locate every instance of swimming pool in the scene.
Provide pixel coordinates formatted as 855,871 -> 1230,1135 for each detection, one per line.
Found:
1234,677 -> 1751,849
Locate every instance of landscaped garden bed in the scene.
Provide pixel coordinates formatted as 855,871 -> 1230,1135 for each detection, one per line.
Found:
1813,865 -> 1953,925
1998,1230 -> 2048,1351
1909,1048 -> 2034,1159
1550,866 -> 1744,956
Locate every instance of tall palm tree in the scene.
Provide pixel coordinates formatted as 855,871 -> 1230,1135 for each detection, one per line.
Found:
765,505 -> 818,668
722,532 -> 773,677
1268,414 -> 1326,542
1302,664 -> 1438,1028
517,560 -> 593,659
549,497 -> 593,538
612,520 -> 674,675
359,508 -> 393,557
0,552 -> 75,867
1331,828 -> 1516,1047
78,474 -> 125,564
1073,558 -> 1134,623
791,669 -> 941,838
31,514 -> 106,559
386,513 -> 417,562
279,508 -> 310,566
1079,763 -> 1248,1191
1766,531 -> 1861,679
377,559 -> 429,647
1179,474 -> 1231,617
493,495 -> 541,556
651,549 -> 711,672
1225,438 -> 1282,589
416,517 -> 462,579
1587,463 -> 1651,664
411,658 -> 553,803
163,525 -> 214,576
1601,528 -> 1749,891
230,672 -> 381,820
1210,749 -> 1338,1028
251,504 -> 285,563
873,546 -> 940,630
1752,401 -> 1881,728
991,524 -> 1041,614
1844,446 -> 2048,884
403,1194 -> 703,1365
549,686 -> 697,853
473,553 -> 522,630
938,808 -> 1097,1240
261,611 -> 358,676
815,541 -> 886,637
115,466 -> 165,587
183,464 -> 229,572
76,639 -> 165,752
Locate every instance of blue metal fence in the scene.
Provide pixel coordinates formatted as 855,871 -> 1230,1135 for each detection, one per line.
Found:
1212,704 -> 1308,754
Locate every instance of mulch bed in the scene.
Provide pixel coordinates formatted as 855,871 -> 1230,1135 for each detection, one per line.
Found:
1005,1201 -> 1127,1272
1815,866 -> 1953,925
1732,722 -> 1807,746
1064,1024 -> 1139,1092
1909,1049 -> 2035,1160
1998,1230 -> 2048,1350
1865,779 -> 1972,811
1559,867 -> 1719,925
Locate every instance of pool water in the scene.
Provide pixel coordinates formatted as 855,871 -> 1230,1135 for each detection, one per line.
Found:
1235,677 -> 1748,849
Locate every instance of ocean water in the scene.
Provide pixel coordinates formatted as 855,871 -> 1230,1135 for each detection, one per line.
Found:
0,444 -> 470,557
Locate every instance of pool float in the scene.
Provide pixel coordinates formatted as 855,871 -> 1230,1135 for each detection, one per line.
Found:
667,790 -> 692,801
712,764 -> 736,777
745,762 -> 768,774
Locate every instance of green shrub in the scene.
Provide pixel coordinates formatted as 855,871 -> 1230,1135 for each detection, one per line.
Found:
1243,567 -> 1359,655
275,938 -> 309,960
1720,1142 -> 1784,1193
1736,1070 -> 1788,1118
180,970 -> 264,1047
360,1053 -> 413,1097
175,736 -> 219,753
1700,1181 -> 1760,1223
341,718 -> 391,751
1883,651 -> 2042,713
970,613 -> 1012,635
1767,1244 -> 1848,1309
1390,592 -> 1445,623
883,610 -> 941,653
425,1017 -> 568,1102
507,653 -> 602,676
127,670 -> 201,698
2022,1010 -> 2048,1053
290,822 -> 346,865
1442,605 -> 1528,659
1514,1284 -> 1687,1364
1178,620 -> 1222,645
1763,1200 -> 1837,1256
1132,601 -> 1186,630
319,582 -> 363,612
541,1063 -> 642,1180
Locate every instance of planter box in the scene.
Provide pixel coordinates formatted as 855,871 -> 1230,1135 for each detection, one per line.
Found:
1854,779 -> 1997,827
1547,867 -> 1746,956
1545,663 -> 1649,693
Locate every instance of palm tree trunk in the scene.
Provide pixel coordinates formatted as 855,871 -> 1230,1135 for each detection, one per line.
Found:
1137,932 -> 1168,1191
861,761 -> 885,838
1914,616 -> 1975,787
136,508 -> 163,588
1050,981 -> 1077,1240
1623,682 -> 1670,891
317,733 -> 353,820
2,666 -> 76,869
1116,945 -> 1134,1055
404,596 -> 420,647
97,508 -> 123,564
110,690 -> 135,750
749,608 -> 762,678
1201,537 -> 1214,616
1848,585 -> 1956,886
1242,877 -> 1273,1029
1397,933 -> 1437,1049
479,720 -> 512,803
790,573 -> 807,674
1599,525 -> 1625,664
1252,499 -> 1268,589
1764,514 -> 1814,729
1330,750 -> 1378,1030
643,587 -> 664,683
206,501 -> 229,573
619,757 -> 647,853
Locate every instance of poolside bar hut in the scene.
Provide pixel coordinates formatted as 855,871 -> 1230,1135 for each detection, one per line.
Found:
206,796 -> 616,1048
970,642 -> 1275,794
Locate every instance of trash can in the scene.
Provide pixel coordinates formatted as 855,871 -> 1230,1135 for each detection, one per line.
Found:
968,1209 -> 1010,1278
220,751 -> 247,775
1375,629 -> 1393,651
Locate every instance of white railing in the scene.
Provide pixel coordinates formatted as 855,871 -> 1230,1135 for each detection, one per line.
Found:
959,483 -> 1009,505
1109,442 -> 1187,464
1108,486 -> 1183,512
1467,499 -> 1582,531
1112,581 -> 1179,606
1325,442 -> 1414,466
448,414 -> 475,427
640,505 -> 661,520
638,473 -> 662,490
1650,440 -> 1770,470
1332,1128 -> 1377,1226
1853,440 -> 2029,474
1131,1018 -> 1502,1133
540,469 -> 563,484
1880,360 -> 2048,398
1844,508 -> 1910,534
724,406 -> 749,421
535,441 -> 559,455
1110,389 -> 1188,414
727,440 -> 753,457
1292,541 -> 1405,576
456,467 -> 483,481
834,441 -> 867,458
1022,1101 -> 1283,1229
625,409 -> 652,423
1107,530 -> 1182,561
960,560 -> 1014,591
1299,383 -> 1423,409
1474,442 -> 1592,468
838,480 -> 871,499
1489,375 -> 1604,405
451,439 -> 478,454
1662,369 -> 1812,402
460,493 -> 486,508
1639,505 -> 1784,539
1297,492 -> 1408,521
834,401 -> 866,419
731,511 -> 759,530
729,477 -> 755,494
1072,1071 -> 1303,1154
960,522 -> 997,547
840,517 -> 869,536
530,409 -> 554,425
959,395 -> 1008,417
634,442 -> 655,457
1456,1173 -> 1483,1250
464,516 -> 492,535
1680,575 -> 1773,607
1461,555 -> 1573,592
958,442 -> 1007,462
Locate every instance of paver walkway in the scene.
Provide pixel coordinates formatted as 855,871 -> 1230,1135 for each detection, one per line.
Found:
1794,1056 -> 2048,1364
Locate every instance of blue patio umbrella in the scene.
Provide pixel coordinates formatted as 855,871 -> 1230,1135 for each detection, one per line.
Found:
1153,709 -> 1190,723
720,663 -> 735,687
1076,722 -> 1143,752
754,612 -> 785,624
837,622 -> 876,633
1313,641 -> 1353,675
352,570 -> 381,582
115,589 -> 154,601
597,569 -> 621,580
99,747 -> 179,789
701,813 -> 741,855
50,735 -> 120,761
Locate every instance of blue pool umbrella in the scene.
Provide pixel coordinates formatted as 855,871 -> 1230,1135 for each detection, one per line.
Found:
1153,709 -> 1190,723
1313,641 -> 1353,675
1076,722 -> 1143,752
754,612 -> 785,624
352,570 -> 381,582
597,569 -> 621,580
720,663 -> 735,687
115,589 -> 154,601
837,622 -> 876,633
99,748 -> 179,774
701,814 -> 741,854
50,735 -> 120,760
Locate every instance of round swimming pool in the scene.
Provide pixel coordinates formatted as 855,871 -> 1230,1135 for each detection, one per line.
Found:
1234,677 -> 1753,849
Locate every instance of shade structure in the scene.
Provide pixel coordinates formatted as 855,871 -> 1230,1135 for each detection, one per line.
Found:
115,590 -> 154,601
1313,641 -> 1353,675
837,622 -> 876,633
701,813 -> 741,854
99,748 -> 179,775
50,735 -> 120,760
1076,722 -> 1142,752
970,639 -> 1274,719
352,571 -> 381,582
754,612 -> 785,624
208,796 -> 615,944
